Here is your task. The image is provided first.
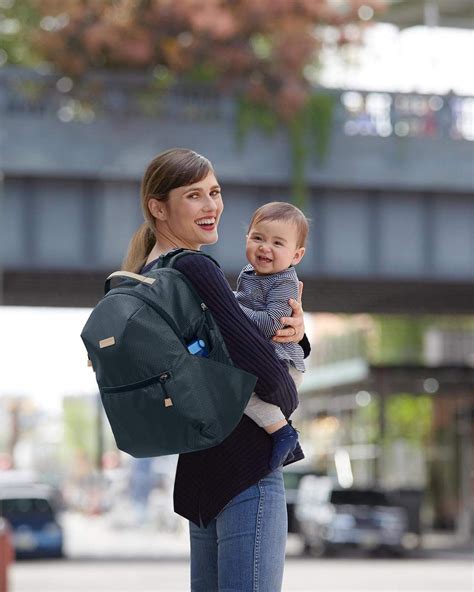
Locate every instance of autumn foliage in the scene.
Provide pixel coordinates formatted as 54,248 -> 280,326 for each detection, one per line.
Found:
31,0 -> 385,120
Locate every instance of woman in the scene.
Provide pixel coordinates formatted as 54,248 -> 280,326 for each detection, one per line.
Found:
123,148 -> 308,591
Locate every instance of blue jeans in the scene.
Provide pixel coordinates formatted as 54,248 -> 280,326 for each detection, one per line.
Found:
189,468 -> 288,592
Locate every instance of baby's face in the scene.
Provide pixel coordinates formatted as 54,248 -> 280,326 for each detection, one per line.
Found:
246,219 -> 305,275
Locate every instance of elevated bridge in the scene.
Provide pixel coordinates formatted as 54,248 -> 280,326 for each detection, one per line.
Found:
1,68 -> 473,312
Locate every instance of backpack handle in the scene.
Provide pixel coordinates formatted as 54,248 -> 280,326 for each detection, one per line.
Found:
105,271 -> 156,294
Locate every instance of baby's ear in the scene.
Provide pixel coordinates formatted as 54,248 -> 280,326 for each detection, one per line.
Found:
292,247 -> 305,265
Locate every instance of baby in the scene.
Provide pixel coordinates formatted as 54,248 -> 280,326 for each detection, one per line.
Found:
235,201 -> 308,470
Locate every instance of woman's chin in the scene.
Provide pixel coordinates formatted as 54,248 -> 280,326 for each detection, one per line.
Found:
200,231 -> 218,245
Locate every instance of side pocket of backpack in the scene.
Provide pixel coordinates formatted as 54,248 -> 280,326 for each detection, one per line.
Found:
173,354 -> 258,445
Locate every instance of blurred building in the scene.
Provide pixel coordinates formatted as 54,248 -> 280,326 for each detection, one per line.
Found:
297,317 -> 474,539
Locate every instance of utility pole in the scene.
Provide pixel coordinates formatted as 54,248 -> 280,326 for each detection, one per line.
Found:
424,0 -> 440,27
457,406 -> 472,543
0,68 -> 5,307
7,399 -> 20,469
0,171 -> 4,306
375,368 -> 387,488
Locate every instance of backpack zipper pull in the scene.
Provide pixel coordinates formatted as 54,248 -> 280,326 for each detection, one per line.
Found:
159,372 -> 173,407
201,301 -> 212,324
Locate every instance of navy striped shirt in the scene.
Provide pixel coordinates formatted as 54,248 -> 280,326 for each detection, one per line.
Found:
235,264 -> 305,372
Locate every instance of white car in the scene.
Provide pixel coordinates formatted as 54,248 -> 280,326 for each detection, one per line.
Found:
296,476 -> 408,557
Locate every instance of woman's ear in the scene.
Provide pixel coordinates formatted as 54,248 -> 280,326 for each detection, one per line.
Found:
292,247 -> 305,265
148,198 -> 167,221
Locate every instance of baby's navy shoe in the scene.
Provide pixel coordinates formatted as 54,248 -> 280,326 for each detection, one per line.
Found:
269,424 -> 299,471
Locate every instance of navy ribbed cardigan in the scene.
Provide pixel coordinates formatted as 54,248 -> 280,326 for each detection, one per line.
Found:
142,252 -> 308,526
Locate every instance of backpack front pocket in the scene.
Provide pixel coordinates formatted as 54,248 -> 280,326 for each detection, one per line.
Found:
100,372 -> 202,457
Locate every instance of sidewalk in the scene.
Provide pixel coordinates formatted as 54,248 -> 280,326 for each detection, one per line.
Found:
62,511 -> 473,561
417,531 -> 473,559
62,512 -> 190,560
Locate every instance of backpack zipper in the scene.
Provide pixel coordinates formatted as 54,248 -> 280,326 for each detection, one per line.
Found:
166,269 -> 210,318
101,371 -> 172,395
159,371 -> 173,407
101,372 -> 173,409
201,302 -> 215,329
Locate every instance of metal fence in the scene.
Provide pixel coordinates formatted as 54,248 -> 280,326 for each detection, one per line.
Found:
1,66 -> 473,141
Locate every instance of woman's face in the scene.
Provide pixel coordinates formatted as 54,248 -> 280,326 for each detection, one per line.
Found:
149,171 -> 223,250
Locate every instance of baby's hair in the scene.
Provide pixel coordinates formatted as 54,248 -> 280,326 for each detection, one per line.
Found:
248,202 -> 309,248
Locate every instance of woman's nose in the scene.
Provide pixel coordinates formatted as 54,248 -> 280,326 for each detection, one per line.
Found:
202,195 -> 217,211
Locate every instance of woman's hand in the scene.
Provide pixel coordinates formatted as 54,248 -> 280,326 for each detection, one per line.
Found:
272,281 -> 305,344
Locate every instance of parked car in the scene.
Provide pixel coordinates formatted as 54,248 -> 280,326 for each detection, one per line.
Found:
0,484 -> 64,558
295,476 -> 408,556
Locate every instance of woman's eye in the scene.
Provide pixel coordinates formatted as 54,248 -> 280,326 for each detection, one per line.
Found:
188,193 -> 199,199
211,190 -> 221,197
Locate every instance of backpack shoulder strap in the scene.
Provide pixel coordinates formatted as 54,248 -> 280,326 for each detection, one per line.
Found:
153,248 -> 221,270
104,271 -> 156,294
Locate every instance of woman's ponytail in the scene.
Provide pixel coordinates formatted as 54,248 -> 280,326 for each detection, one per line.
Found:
122,222 -> 156,273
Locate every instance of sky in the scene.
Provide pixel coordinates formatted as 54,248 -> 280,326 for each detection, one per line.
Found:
318,24 -> 474,95
0,306 -> 98,412
1,24 -> 473,413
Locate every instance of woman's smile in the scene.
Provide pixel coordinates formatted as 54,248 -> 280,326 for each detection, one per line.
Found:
196,216 -> 217,231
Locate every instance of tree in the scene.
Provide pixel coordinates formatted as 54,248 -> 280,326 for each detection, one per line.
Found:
28,1 -> 383,115
0,0 -> 41,67
7,0 -> 387,203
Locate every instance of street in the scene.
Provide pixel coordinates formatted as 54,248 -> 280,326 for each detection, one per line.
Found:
10,556 -> 473,592
8,513 -> 474,592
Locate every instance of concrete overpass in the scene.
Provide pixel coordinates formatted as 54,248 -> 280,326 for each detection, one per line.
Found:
1,68 -> 473,312
380,0 -> 474,29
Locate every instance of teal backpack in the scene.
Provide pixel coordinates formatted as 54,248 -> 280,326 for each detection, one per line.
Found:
81,249 -> 257,458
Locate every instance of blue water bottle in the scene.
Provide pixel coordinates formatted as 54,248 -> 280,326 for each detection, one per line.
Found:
187,339 -> 209,357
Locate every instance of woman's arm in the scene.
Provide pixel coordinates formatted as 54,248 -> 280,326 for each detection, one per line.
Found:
174,254 -> 298,418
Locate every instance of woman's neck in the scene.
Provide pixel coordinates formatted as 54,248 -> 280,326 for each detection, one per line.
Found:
145,237 -> 201,265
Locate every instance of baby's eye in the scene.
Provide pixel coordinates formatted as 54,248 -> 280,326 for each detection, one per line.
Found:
253,235 -> 262,241
274,241 -> 283,246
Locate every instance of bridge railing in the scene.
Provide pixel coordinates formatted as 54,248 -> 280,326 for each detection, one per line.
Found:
1,67 -> 472,142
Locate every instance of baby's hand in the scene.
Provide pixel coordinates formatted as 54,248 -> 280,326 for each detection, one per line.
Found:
273,284 -> 305,343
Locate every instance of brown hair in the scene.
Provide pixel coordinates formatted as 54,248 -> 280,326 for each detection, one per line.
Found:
248,202 -> 309,248
122,148 -> 214,272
